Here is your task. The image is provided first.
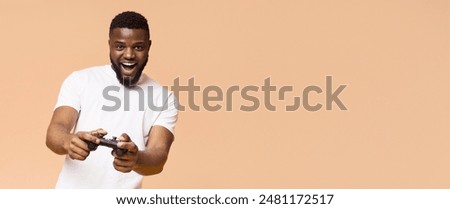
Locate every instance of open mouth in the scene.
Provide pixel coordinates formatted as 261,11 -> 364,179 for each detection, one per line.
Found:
120,62 -> 137,76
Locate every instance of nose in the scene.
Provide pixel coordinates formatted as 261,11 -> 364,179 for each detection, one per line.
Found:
124,47 -> 135,59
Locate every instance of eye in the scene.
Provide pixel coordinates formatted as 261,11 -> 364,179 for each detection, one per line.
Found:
134,45 -> 144,51
115,44 -> 125,50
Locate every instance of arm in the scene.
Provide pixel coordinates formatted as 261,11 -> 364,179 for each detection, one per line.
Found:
46,106 -> 104,160
113,125 -> 174,175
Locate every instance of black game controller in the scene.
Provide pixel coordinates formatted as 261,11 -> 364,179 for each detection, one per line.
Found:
86,136 -> 127,156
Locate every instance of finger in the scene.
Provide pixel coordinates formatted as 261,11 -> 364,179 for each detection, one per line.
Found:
91,128 -> 108,137
117,142 -> 138,154
70,142 -> 90,156
111,150 -> 128,158
114,165 -> 132,173
68,149 -> 89,161
112,150 -> 136,160
70,136 -> 91,152
69,152 -> 85,161
76,131 -> 99,144
113,160 -> 133,173
117,134 -> 138,153
113,158 -> 133,167
119,133 -> 131,142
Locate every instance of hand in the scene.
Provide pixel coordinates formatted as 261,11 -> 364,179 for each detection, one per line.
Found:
112,133 -> 139,173
68,128 -> 107,161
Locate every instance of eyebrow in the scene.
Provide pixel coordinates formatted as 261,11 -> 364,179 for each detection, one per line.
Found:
113,41 -> 145,45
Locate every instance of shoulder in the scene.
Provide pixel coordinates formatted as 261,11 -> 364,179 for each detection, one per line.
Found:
71,65 -> 111,76
138,74 -> 169,93
138,74 -> 176,102
64,65 -> 112,83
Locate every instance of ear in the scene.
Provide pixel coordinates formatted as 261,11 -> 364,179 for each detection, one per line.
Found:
146,40 -> 152,52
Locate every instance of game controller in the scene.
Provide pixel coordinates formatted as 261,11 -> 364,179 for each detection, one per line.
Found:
86,136 -> 127,156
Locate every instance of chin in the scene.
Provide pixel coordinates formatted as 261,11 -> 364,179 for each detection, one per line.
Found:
110,58 -> 147,88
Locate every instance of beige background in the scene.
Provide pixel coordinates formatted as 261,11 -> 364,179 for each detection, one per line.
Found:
1,0 -> 449,188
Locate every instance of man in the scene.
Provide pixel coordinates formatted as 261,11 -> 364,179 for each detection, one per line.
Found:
46,11 -> 178,188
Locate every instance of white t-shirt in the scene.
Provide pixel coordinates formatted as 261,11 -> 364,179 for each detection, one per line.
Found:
53,65 -> 178,189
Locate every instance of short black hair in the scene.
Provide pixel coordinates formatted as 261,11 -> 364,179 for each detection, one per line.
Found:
109,11 -> 150,38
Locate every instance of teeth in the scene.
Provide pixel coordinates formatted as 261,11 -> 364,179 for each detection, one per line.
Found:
122,63 -> 136,66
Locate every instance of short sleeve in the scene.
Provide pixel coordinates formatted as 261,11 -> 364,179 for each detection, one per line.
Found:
54,71 -> 86,112
149,91 -> 179,135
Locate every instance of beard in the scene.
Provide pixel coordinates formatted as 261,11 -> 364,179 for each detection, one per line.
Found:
110,56 -> 148,88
